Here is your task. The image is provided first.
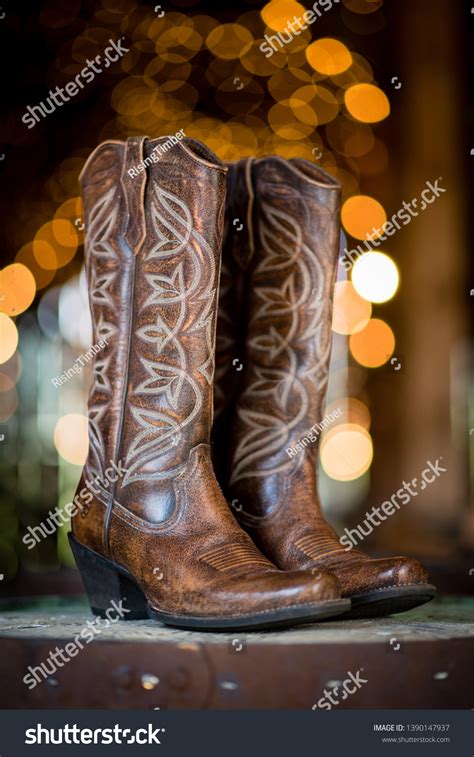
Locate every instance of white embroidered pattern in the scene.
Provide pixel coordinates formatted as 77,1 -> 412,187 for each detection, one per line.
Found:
231,201 -> 333,484
122,184 -> 217,486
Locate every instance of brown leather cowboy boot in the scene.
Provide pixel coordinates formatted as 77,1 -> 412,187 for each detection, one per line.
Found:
69,137 -> 350,630
213,156 -> 436,618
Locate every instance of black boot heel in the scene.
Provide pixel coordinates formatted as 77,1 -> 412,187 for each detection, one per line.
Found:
68,533 -> 149,620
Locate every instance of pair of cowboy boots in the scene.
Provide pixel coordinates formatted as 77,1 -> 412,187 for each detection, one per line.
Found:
69,136 -> 435,630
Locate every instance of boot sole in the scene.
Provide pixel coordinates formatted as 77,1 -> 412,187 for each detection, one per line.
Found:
69,534 -> 350,631
342,584 -> 437,619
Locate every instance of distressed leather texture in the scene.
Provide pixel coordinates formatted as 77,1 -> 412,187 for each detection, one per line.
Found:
72,138 -> 343,620
213,156 -> 430,598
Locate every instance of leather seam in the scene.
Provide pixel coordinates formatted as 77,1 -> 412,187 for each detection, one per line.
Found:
255,154 -> 341,190
177,140 -> 227,173
105,137 -> 147,556
79,140 -> 124,184
103,249 -> 137,556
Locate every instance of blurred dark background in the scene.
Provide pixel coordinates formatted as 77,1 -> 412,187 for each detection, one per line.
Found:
0,0 -> 472,598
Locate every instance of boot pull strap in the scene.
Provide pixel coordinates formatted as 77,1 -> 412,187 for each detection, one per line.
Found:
121,136 -> 148,255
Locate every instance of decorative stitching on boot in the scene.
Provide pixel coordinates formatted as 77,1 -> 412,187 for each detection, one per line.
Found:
200,543 -> 272,572
293,533 -> 347,561
120,182 -> 218,487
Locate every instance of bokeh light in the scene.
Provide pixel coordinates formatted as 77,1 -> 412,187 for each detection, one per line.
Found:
0,383 -> 19,422
352,251 -> 399,303
326,117 -> 374,157
0,372 -> 15,393
342,194 -> 386,240
332,281 -> 372,335
290,84 -> 339,126
206,23 -> 253,60
268,100 -> 315,139
59,270 -> 93,348
240,40 -> 287,75
268,67 -> 312,99
54,414 -> 89,465
53,197 -> 84,249
345,83 -> 390,123
37,287 -> 60,340
0,314 -> 19,364
15,242 -> 56,290
332,52 -> 374,89
326,397 -> 371,430
261,1 -> 306,32
0,264 -> 36,316
0,351 -> 22,385
349,317 -> 395,367
306,38 -> 352,75
345,397 -> 371,429
34,219 -> 79,270
321,422 -> 373,481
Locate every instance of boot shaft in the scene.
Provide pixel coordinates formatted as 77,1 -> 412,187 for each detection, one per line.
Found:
74,137 -> 227,551
215,156 -> 341,513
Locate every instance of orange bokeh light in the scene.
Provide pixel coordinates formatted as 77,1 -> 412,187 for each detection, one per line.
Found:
342,194 -> 387,240
306,38 -> 352,75
349,318 -> 395,368
0,313 -> 19,365
15,242 -> 56,290
206,23 -> 253,60
321,422 -> 373,481
345,83 -> 390,123
261,1 -> 306,32
0,264 -> 36,317
34,220 -> 78,270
